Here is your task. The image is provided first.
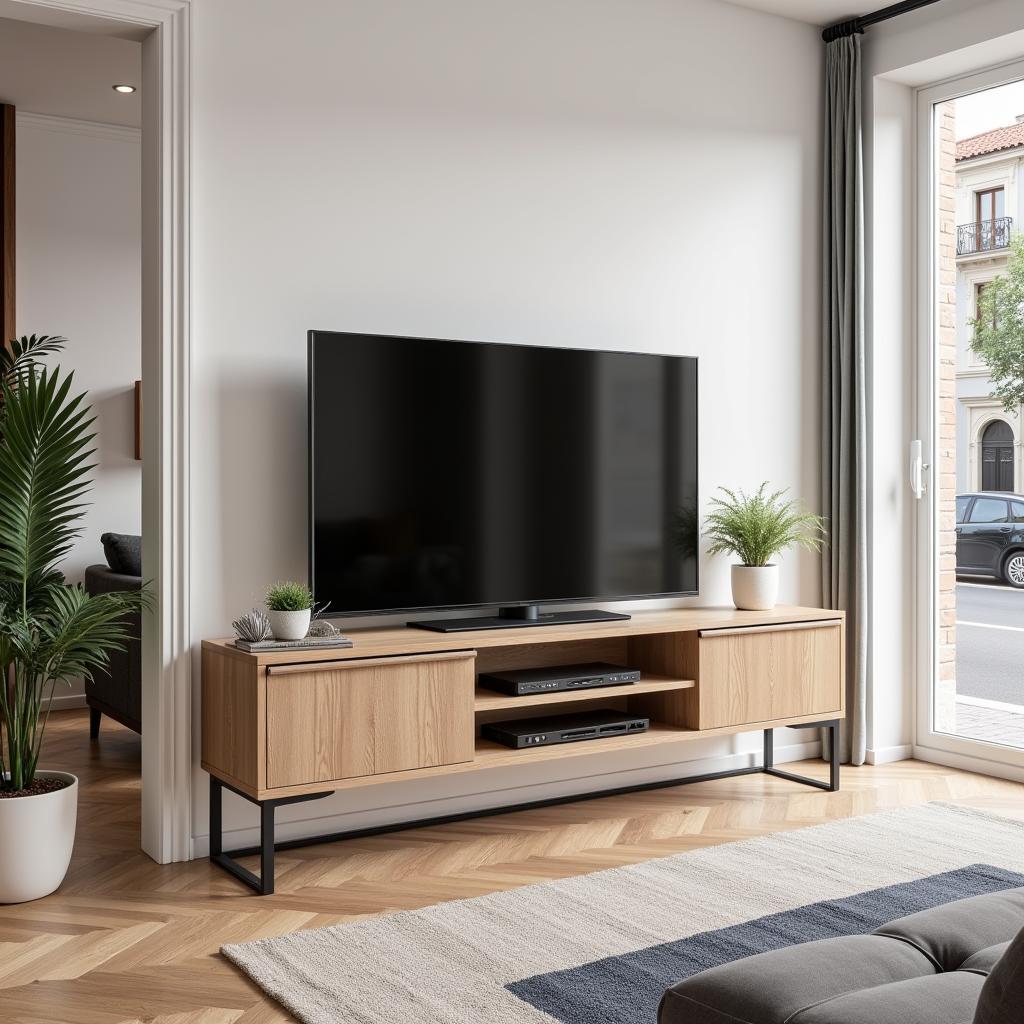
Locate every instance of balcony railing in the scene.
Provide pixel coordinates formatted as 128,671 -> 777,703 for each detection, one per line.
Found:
957,216 -> 1013,256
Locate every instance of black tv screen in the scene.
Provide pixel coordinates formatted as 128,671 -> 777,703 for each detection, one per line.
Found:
309,332 -> 698,617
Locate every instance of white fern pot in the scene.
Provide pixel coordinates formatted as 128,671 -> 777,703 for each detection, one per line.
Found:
268,608 -> 311,640
731,564 -> 779,611
0,771 -> 78,904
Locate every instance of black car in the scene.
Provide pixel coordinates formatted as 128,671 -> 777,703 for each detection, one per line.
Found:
956,492 -> 1024,588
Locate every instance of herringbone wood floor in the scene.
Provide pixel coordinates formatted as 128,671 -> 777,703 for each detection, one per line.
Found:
2,710 -> 1022,1023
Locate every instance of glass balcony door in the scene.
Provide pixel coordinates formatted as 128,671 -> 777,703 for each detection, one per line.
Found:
915,68 -> 1024,775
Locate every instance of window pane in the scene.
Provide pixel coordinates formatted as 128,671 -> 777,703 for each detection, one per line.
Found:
968,497 -> 1009,523
976,188 -> 1005,223
956,496 -> 971,522
1012,501 -> 1024,524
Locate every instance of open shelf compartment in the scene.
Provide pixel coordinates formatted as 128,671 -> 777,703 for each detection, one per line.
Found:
471,632 -> 701,756
473,673 -> 695,713
472,720 -> 699,768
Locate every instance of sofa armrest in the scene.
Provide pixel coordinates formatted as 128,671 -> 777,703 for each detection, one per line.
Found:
84,564 -> 142,596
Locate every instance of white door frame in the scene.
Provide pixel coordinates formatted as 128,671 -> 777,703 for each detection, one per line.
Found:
10,0 -> 192,861
913,59 -> 1024,782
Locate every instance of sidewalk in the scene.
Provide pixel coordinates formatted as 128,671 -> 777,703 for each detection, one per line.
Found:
955,695 -> 1024,747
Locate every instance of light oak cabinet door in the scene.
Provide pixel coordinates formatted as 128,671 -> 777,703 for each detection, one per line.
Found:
266,652 -> 475,789
697,621 -> 843,730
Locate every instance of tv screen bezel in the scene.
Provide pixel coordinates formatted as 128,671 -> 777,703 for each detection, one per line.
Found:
308,330 -> 699,619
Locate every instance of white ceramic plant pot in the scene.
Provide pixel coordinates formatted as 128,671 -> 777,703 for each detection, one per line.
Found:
268,608 -> 311,640
0,771 -> 78,904
731,564 -> 779,611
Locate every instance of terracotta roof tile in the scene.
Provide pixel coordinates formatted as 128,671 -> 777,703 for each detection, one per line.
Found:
957,123 -> 1024,161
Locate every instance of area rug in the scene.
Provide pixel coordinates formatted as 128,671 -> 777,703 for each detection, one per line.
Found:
222,802 -> 1024,1024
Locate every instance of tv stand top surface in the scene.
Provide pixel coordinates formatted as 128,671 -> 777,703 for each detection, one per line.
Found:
203,605 -> 843,667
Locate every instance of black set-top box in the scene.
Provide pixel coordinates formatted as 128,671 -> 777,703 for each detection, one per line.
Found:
482,709 -> 650,749
477,662 -> 640,697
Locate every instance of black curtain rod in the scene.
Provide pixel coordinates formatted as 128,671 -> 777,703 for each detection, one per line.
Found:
822,0 -> 945,43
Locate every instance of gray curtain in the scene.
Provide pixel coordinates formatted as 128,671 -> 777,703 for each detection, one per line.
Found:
822,34 -> 867,766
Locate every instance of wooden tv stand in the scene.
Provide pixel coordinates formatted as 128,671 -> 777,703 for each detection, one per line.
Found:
202,605 -> 845,894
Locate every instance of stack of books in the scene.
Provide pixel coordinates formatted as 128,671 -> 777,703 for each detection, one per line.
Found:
234,634 -> 353,653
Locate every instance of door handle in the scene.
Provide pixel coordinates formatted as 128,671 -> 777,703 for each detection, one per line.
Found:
909,440 -> 929,499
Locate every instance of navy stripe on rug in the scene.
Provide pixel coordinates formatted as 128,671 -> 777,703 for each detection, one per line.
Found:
507,863 -> 1024,1024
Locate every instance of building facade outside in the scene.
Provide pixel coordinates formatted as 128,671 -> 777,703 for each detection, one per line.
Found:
955,118 -> 1024,494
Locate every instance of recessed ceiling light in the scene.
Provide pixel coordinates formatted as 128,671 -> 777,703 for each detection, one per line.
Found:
112,84 -> 136,94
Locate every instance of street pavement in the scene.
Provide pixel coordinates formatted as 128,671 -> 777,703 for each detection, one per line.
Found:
956,581 -> 1024,704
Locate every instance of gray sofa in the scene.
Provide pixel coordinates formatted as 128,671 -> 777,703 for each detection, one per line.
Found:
659,886 -> 1024,1024
83,533 -> 143,738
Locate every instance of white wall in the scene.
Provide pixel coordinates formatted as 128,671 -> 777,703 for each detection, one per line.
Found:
190,0 -> 825,852
15,113 -> 142,705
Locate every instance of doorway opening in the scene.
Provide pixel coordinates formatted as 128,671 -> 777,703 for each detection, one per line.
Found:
980,420 -> 1015,491
1,0 -> 191,865
2,10 -> 146,853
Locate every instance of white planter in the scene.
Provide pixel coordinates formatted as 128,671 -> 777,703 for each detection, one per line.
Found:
268,608 -> 311,640
731,564 -> 779,611
0,771 -> 78,904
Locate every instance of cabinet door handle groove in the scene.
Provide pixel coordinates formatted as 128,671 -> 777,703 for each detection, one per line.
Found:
698,620 -> 842,639
266,650 -> 474,676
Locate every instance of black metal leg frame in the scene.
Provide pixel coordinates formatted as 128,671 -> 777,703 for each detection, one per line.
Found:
209,718 -> 842,895
209,777 -> 331,895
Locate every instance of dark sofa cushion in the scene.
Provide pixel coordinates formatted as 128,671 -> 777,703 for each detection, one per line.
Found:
875,888 -> 1024,971
791,971 -> 985,1024
975,925 -> 1024,1024
101,532 -> 142,577
658,934 -> 933,1024
659,888 -> 1024,1024
961,943 -> 1010,975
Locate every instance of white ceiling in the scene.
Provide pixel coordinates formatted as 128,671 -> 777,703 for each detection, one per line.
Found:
0,15 -> 141,127
725,1 -> 873,26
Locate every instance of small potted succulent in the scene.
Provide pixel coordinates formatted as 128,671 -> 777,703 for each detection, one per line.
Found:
266,581 -> 314,640
703,483 -> 825,610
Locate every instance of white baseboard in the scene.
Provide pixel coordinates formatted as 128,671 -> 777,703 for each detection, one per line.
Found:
44,693 -> 87,711
191,738 -> 823,859
865,744 -> 913,765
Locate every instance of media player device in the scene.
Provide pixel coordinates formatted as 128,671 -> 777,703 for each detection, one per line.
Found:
477,662 -> 641,697
482,709 -> 650,749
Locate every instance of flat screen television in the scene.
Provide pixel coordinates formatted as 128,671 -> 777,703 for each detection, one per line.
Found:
309,331 -> 698,632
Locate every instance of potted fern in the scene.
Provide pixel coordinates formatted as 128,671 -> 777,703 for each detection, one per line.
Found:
703,483 -> 825,610
266,581 -> 314,640
0,336 -> 146,904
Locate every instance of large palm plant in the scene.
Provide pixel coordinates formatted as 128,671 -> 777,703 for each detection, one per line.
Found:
0,336 -> 146,793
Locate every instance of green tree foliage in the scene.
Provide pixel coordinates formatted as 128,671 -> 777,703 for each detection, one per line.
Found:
971,235 -> 1024,413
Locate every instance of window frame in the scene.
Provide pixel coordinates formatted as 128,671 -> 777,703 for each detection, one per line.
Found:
975,280 -> 998,330
975,185 -> 1005,225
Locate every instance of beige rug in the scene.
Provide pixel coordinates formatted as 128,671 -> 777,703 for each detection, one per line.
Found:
222,803 -> 1024,1024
